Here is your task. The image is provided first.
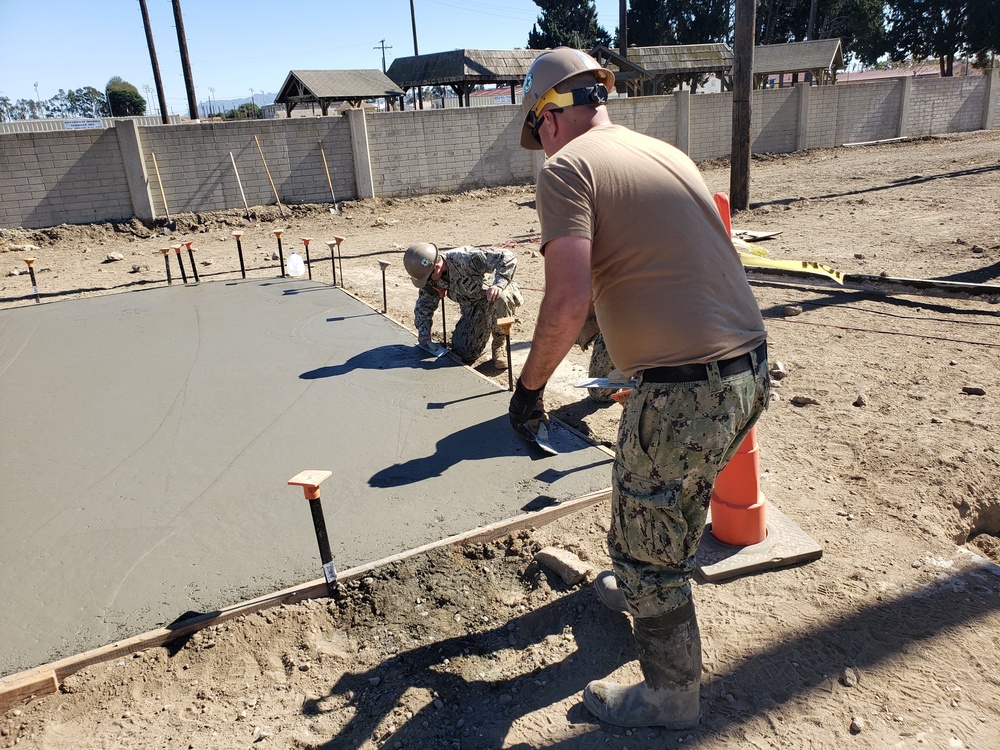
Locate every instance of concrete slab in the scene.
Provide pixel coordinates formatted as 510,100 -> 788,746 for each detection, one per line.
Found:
0,278 -> 613,676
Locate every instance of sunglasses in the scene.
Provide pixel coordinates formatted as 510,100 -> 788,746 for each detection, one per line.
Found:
526,83 -> 609,143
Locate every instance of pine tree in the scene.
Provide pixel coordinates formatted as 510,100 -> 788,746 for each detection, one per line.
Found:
527,0 -> 610,49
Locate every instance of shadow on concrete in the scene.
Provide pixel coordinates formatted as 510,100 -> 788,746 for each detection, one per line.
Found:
301,562 -> 999,748
368,415 -> 554,488
300,344 -> 451,380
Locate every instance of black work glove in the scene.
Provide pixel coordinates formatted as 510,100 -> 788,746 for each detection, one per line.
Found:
508,377 -> 548,443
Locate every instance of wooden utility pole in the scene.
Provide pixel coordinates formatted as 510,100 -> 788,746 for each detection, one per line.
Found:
374,40 -> 392,73
138,0 -> 170,124
730,0 -> 756,210
410,0 -> 423,109
619,0 -> 628,56
171,0 -> 200,122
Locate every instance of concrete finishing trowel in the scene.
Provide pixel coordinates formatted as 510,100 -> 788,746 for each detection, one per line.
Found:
418,341 -> 449,359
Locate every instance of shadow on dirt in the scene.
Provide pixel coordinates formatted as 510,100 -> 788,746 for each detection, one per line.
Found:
303,562 -> 999,748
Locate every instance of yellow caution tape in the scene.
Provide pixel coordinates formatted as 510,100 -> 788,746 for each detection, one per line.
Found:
733,237 -> 845,284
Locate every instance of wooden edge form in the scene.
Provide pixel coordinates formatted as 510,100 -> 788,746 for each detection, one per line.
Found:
0,672 -> 58,715
0,488 -> 610,714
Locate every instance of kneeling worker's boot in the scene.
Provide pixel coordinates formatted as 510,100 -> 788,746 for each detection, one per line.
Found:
583,600 -> 702,729
492,333 -> 508,370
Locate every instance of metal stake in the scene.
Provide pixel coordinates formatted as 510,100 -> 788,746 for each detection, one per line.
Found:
332,235 -> 345,286
160,248 -> 173,284
497,316 -> 516,391
173,245 -> 188,284
232,231 -> 247,278
300,237 -> 313,279
378,259 -> 390,313
287,470 -> 336,598
438,287 -> 447,348
22,257 -> 41,303
273,229 -> 286,277
325,241 -> 338,286
184,241 -> 200,282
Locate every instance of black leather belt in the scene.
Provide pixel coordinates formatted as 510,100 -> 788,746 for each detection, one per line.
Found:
640,342 -> 767,384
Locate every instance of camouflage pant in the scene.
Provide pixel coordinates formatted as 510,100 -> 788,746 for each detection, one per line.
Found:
610,351 -> 770,618
587,333 -> 616,402
451,284 -> 523,364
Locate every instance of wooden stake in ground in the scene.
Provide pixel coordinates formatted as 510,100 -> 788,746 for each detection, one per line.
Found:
253,135 -> 284,216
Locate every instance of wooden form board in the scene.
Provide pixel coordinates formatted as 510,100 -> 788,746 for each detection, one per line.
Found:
0,487 -> 611,714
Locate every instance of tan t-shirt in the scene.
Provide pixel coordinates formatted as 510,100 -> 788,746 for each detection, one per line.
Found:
536,123 -> 766,376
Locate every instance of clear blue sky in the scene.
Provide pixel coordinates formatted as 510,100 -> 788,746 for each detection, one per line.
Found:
0,0 -> 622,113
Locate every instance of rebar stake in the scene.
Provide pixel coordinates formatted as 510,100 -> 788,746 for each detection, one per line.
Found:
172,245 -> 188,284
332,235 -> 345,286
273,230 -> 286,277
22,257 -> 41,303
160,248 -> 173,284
232,231 -> 247,279
287,470 -> 336,598
183,241 -> 200,282
300,237 -> 313,279
496,316 -> 516,391
325,241 -> 338,286
437,287 -> 448,348
378,259 -> 391,313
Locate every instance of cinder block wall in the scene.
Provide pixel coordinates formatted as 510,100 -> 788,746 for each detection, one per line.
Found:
688,94 -> 733,160
807,81 -> 903,148
141,118 -> 354,216
609,95 -> 680,144
1,75 -> 996,229
0,129 -> 133,228
366,107 -> 536,197
751,87 -> 800,154
905,76 -> 985,136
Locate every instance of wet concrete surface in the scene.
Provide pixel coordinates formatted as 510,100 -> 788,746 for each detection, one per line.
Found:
0,278 -> 613,676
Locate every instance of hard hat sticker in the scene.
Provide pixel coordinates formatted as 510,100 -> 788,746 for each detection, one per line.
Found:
421,259 -> 430,266
524,72 -> 533,94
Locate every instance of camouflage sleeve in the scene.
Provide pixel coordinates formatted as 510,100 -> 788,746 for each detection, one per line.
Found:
414,287 -> 439,339
471,248 -> 517,289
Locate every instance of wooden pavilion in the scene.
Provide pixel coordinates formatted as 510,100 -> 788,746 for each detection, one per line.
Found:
274,70 -> 405,116
386,49 -> 540,107
753,39 -> 844,87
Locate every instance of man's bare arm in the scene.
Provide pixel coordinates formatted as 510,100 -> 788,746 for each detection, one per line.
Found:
519,236 -> 593,390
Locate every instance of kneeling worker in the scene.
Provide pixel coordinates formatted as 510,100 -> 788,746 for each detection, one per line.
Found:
403,242 -> 523,370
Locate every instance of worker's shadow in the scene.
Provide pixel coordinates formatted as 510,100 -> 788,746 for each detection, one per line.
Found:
299,344 -> 457,380
368,414 -> 552,488
302,586 -> 633,748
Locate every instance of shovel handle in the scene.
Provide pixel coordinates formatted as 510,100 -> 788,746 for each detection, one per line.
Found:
150,151 -> 170,220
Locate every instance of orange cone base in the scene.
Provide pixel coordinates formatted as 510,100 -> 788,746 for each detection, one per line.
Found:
710,492 -> 767,547
709,428 -> 766,547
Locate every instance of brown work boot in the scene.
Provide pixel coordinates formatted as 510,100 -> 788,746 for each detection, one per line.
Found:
584,601 -> 702,729
492,333 -> 508,370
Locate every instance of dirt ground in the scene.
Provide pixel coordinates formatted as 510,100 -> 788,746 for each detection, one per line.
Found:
2,130 -> 999,749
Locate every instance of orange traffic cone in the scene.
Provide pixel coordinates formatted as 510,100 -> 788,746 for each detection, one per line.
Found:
710,427 -> 767,546
713,191 -> 733,236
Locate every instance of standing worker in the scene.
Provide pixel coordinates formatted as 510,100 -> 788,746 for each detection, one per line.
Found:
404,242 -> 523,370
508,48 -> 769,729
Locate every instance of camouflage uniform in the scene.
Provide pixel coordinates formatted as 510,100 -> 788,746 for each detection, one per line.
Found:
585,333 -> 616,402
414,246 -> 522,364
610,357 -> 770,619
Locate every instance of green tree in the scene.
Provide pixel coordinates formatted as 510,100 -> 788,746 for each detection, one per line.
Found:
755,1 -> 888,65
105,76 -> 146,117
527,0 -> 610,49
223,102 -> 261,120
886,0 -> 1000,76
